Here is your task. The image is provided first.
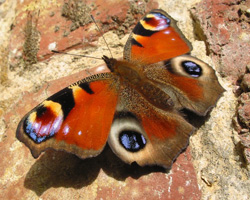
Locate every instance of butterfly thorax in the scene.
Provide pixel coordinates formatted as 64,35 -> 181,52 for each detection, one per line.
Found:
103,56 -> 174,110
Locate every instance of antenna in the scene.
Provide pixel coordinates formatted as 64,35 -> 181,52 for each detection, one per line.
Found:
51,50 -> 102,60
90,15 -> 113,58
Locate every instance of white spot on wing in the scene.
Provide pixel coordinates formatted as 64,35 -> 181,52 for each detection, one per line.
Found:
165,30 -> 170,34
63,125 -> 70,135
53,118 -> 61,130
34,123 -> 40,130
42,126 -> 47,133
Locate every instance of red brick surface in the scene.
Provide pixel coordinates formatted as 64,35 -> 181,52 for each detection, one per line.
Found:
191,0 -> 250,82
9,0 -> 157,65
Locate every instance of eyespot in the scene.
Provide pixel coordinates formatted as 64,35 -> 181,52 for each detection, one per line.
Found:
119,131 -> 146,152
153,13 -> 171,25
181,61 -> 202,77
144,12 -> 171,30
36,105 -> 47,118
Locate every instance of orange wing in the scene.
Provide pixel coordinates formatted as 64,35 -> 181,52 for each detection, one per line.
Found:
16,73 -> 119,159
124,9 -> 192,64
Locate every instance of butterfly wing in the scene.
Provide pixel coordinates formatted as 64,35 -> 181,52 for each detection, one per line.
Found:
106,55 -> 224,168
123,9 -> 224,116
107,80 -> 194,168
124,9 -> 192,64
16,73 -> 119,159
143,55 -> 225,115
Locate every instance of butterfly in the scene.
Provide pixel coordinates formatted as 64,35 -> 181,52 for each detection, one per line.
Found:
16,9 -> 224,169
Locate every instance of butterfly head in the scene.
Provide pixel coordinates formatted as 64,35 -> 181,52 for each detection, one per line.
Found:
102,55 -> 117,72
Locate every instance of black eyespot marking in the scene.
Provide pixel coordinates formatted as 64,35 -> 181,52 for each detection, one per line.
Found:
163,60 -> 173,72
119,131 -> 146,152
36,105 -> 47,118
132,12 -> 171,37
79,82 -> 94,94
131,38 -> 143,47
133,22 -> 157,37
23,118 -> 48,143
181,61 -> 202,77
47,87 -> 75,119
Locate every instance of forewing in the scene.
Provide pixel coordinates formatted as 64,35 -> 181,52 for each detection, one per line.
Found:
124,9 -> 192,64
16,73 -> 119,159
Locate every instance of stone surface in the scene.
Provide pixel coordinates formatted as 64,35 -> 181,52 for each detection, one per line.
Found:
239,133 -> 250,148
238,92 -> 250,128
244,148 -> 250,164
241,73 -> 250,92
191,0 -> 250,82
1,0 -> 250,200
190,1 -> 250,199
9,0 -> 157,67
236,66 -> 250,165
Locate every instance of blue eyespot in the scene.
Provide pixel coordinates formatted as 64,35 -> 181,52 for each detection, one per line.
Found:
181,61 -> 202,77
119,131 -> 146,152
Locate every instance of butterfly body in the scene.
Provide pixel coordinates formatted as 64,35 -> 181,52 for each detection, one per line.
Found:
103,57 -> 174,111
16,9 -> 224,168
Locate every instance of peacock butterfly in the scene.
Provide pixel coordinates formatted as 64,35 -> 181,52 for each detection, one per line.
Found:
16,9 -> 224,169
